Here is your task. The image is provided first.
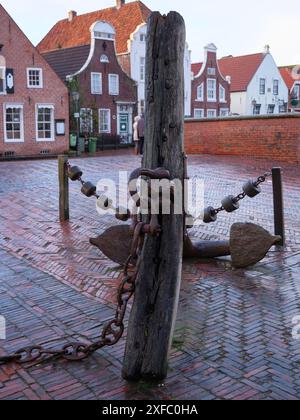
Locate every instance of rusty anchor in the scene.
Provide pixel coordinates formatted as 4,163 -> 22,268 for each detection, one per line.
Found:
90,168 -> 281,269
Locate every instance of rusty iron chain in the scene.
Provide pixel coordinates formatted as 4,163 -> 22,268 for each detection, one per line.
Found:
0,163 -> 159,367
0,222 -> 144,367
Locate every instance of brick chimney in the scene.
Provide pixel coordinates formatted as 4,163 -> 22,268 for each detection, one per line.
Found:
116,0 -> 125,9
68,10 -> 77,22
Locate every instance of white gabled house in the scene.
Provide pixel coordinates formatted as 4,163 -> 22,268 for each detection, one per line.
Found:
218,46 -> 289,115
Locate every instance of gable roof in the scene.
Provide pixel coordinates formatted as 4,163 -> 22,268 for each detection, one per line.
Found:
0,4 -> 67,92
42,45 -> 90,81
279,66 -> 300,91
192,53 -> 266,92
37,1 -> 151,54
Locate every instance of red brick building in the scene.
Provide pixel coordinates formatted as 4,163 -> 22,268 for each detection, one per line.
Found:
191,44 -> 231,119
42,20 -> 137,143
0,5 -> 69,159
279,66 -> 300,113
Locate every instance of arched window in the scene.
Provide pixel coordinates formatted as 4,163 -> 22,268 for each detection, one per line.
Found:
100,55 -> 109,64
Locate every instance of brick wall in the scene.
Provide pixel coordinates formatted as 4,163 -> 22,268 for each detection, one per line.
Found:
185,114 -> 300,164
0,5 -> 69,159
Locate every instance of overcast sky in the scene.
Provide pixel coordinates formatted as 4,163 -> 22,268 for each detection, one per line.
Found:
1,0 -> 299,66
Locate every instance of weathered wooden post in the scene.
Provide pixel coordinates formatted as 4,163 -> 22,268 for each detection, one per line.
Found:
58,155 -> 70,222
123,11 -> 186,381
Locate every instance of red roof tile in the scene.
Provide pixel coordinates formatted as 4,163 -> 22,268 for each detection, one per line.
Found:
37,1 -> 151,54
279,66 -> 300,90
192,53 -> 266,92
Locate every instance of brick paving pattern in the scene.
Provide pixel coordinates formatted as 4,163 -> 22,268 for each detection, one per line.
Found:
0,151 -> 300,400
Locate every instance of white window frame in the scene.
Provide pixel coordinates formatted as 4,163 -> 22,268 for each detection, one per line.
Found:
207,109 -> 217,118
207,78 -> 217,102
196,83 -> 204,101
207,67 -> 216,76
99,109 -> 111,133
273,79 -> 279,96
36,104 -> 55,142
220,108 -> 229,117
194,108 -> 204,119
108,74 -> 119,96
3,104 -> 24,143
0,66 -> 6,95
27,68 -> 43,89
100,55 -> 109,64
219,85 -> 226,103
91,72 -> 102,95
259,78 -> 266,95
140,57 -> 145,82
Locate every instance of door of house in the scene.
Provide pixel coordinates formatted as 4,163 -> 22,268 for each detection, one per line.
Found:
117,105 -> 133,144
119,113 -> 129,136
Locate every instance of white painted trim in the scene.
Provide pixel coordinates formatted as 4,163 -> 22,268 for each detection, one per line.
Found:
207,109 -> 217,118
35,104 -> 55,142
66,21 -> 118,80
127,22 -> 147,54
27,68 -> 43,89
91,72 -> 102,95
3,103 -> 24,143
3,104 -> 24,143
108,74 -> 119,96
99,109 -> 111,133
219,84 -> 226,103
196,83 -> 204,101
66,37 -> 95,80
0,66 -> 6,95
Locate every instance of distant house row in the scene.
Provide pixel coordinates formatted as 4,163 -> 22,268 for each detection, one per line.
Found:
1,0 -> 299,159
191,44 -> 300,119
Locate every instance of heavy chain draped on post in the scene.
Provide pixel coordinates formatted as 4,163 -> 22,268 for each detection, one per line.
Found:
0,163 -> 166,367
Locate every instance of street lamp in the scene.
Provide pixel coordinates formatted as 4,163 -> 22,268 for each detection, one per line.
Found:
71,91 -> 80,156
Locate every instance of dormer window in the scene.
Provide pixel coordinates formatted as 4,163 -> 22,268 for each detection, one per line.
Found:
100,55 -> 109,63
94,31 -> 115,40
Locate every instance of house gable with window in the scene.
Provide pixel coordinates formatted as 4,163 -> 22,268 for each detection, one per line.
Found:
38,1 -> 192,118
279,66 -> 300,113
191,44 -> 231,119
0,5 -> 69,158
45,20 -> 137,142
217,47 -> 289,115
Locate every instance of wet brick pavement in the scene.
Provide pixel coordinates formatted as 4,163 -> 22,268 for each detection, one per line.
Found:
0,151 -> 300,400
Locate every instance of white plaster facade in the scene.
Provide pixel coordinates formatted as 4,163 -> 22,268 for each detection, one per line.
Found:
232,53 -> 289,115
128,23 -> 192,117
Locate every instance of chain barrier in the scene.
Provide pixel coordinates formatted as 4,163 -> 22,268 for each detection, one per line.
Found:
203,172 -> 272,223
0,162 -> 156,367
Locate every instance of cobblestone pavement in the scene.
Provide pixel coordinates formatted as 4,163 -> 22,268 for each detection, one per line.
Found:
0,151 -> 300,400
